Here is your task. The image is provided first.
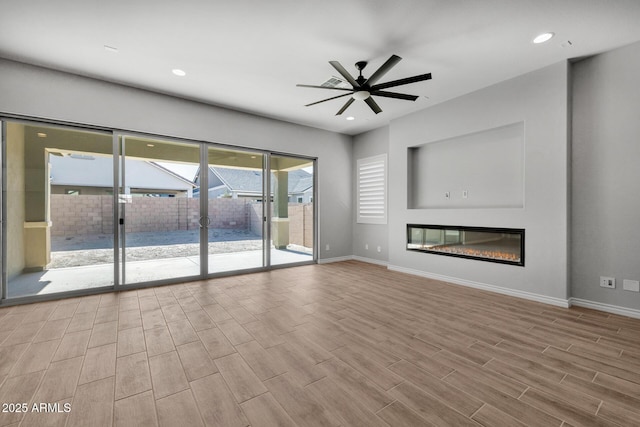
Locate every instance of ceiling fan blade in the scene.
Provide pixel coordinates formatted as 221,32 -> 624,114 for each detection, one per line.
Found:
336,98 -> 355,115
329,61 -> 360,88
371,90 -> 419,101
364,97 -> 382,114
305,93 -> 351,107
371,73 -> 432,91
296,84 -> 352,92
365,54 -> 402,86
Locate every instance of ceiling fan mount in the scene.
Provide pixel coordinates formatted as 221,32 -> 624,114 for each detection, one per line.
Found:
354,61 -> 368,86
297,54 -> 432,116
355,61 -> 367,71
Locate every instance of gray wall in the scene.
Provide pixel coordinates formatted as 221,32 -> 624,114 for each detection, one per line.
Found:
387,62 -> 570,302
352,126 -> 389,263
0,58 -> 353,260
409,122 -> 524,209
571,41 -> 640,309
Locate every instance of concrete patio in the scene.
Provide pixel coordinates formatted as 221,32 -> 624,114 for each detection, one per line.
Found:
8,229 -> 313,299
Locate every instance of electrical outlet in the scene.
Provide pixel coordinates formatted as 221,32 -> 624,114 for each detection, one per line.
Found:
325,244 -> 330,251
600,276 -> 616,289
377,246 -> 381,253
462,190 -> 468,199
444,191 -> 450,199
365,244 -> 368,250
623,279 -> 640,292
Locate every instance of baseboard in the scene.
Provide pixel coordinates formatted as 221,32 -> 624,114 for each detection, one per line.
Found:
351,256 -> 388,267
317,255 -> 354,264
387,264 -> 570,308
569,298 -> 640,319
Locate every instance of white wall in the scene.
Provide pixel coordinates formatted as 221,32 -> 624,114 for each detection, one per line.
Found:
0,59 -> 353,260
571,41 -> 640,310
387,62 -> 570,303
352,126 -> 389,263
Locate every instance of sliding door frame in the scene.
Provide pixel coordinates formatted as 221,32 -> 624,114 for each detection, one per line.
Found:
1,120 -> 6,301
266,152 -> 318,268
199,143 -> 209,277
263,154 -> 272,268
115,130 -> 205,288
113,133 -> 121,286
0,114 -> 318,306
0,116 -> 116,305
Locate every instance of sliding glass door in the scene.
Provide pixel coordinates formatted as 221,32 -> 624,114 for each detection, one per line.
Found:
269,155 -> 315,266
2,121 -> 115,298
118,135 -> 201,285
204,146 -> 265,274
2,118 -> 316,302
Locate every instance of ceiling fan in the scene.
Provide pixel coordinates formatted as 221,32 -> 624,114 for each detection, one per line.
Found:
297,54 -> 432,115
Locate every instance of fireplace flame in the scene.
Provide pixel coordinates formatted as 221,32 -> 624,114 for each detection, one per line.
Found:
429,245 -> 520,262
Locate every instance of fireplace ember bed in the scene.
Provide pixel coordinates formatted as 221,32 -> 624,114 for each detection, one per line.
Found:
407,224 -> 525,266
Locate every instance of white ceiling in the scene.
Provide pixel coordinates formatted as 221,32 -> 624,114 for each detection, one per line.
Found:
2,0 -> 640,136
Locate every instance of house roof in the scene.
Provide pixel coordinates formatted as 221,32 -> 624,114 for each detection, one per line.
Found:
50,155 -> 196,191
211,166 -> 312,195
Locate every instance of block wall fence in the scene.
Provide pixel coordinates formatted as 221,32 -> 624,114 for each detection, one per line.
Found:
50,195 -> 313,247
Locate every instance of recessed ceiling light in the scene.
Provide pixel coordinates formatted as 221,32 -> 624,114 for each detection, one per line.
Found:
533,32 -> 555,44
346,116 -> 355,121
172,69 -> 186,77
146,144 -> 155,147
37,132 -> 47,138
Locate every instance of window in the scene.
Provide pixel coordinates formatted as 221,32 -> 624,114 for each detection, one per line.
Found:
357,154 -> 387,224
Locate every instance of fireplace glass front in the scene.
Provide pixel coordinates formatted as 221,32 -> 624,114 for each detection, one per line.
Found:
407,224 -> 524,266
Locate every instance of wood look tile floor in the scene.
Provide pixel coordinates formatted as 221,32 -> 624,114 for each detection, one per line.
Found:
1,260 -> 640,426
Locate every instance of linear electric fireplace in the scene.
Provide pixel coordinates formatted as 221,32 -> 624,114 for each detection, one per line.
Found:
407,224 -> 525,266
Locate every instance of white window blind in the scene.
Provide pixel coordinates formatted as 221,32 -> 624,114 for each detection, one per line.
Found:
357,154 -> 387,224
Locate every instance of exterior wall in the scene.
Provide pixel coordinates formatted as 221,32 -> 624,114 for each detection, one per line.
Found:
51,186 -> 112,196
51,185 -> 188,196
6,123 -> 26,279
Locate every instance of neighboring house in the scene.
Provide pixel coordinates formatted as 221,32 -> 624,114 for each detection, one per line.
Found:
194,166 -> 313,202
49,154 -> 196,197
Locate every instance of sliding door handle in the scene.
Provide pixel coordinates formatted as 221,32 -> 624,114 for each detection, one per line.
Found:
199,216 -> 211,228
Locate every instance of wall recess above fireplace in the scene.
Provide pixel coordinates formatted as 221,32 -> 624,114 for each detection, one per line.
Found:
407,122 -> 524,209
407,224 -> 525,266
